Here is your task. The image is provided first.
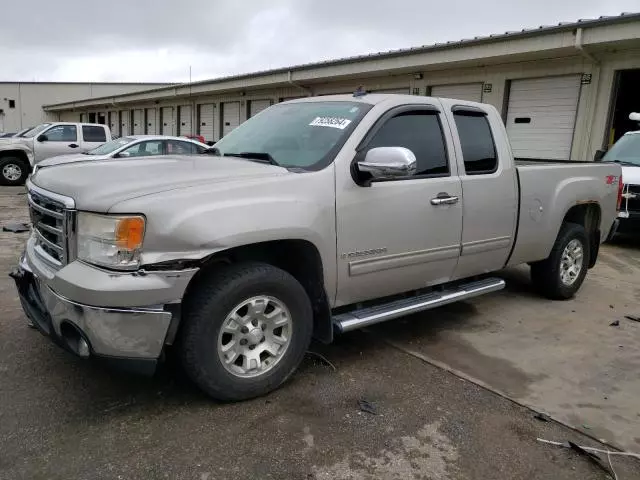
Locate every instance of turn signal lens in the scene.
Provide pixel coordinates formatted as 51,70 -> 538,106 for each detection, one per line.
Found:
116,217 -> 145,250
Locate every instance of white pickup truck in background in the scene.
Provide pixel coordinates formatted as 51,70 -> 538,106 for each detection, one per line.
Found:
0,122 -> 111,185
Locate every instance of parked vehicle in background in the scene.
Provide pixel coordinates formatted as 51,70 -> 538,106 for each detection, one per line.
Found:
0,122 -> 111,185
13,94 -> 621,401
33,135 -> 215,175
184,134 -> 206,144
0,132 -> 17,138
600,113 -> 640,238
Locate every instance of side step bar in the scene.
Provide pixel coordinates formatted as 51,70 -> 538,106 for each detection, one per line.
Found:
333,277 -> 505,333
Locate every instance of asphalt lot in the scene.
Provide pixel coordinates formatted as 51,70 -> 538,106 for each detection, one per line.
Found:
0,185 -> 638,480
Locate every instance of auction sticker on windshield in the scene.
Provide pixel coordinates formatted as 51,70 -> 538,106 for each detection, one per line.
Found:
309,117 -> 352,129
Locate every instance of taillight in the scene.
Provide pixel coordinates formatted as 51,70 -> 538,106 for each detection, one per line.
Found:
617,174 -> 624,211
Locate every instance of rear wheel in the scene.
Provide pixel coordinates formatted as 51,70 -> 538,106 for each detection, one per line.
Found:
180,262 -> 313,401
0,157 -> 29,186
530,222 -> 589,300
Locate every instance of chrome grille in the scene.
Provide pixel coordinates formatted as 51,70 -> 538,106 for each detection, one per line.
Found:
28,188 -> 71,266
625,184 -> 640,213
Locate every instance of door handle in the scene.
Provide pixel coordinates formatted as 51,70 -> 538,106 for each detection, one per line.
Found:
431,194 -> 459,206
68,143 -> 79,148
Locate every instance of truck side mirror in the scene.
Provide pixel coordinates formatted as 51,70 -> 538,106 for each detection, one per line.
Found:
117,151 -> 131,158
357,147 -> 417,180
594,149 -> 606,162
37,134 -> 48,142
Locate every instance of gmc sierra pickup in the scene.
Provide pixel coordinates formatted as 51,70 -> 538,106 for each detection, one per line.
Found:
12,94 -> 621,401
0,122 -> 111,185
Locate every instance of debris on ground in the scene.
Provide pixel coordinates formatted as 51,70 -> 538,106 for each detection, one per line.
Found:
536,438 -> 640,480
610,305 -> 615,309
624,315 -> 640,323
305,351 -> 337,371
2,223 -> 30,233
610,320 -> 620,327
582,424 -> 592,430
358,399 -> 377,415
534,412 -> 552,422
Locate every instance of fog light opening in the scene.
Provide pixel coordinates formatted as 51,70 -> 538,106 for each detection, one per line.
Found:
60,322 -> 91,358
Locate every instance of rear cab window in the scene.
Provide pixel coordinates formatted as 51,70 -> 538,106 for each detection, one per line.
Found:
452,108 -> 498,175
82,125 -> 107,143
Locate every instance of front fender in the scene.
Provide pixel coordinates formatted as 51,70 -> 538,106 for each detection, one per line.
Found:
0,145 -> 34,166
111,167 -> 338,300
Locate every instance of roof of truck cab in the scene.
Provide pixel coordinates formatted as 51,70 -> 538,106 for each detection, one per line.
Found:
286,93 -> 479,106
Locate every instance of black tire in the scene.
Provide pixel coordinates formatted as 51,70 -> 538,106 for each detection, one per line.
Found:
180,262 -> 313,401
0,156 -> 29,186
530,222 -> 590,300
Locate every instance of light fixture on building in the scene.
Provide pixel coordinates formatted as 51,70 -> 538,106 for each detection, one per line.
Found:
413,73 -> 424,80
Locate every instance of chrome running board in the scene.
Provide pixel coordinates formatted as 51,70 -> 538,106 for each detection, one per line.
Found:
333,277 -> 505,333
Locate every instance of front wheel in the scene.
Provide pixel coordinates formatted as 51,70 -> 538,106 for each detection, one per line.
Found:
0,157 -> 29,186
179,262 -> 313,401
530,223 -> 590,300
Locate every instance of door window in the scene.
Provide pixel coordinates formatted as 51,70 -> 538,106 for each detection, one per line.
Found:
365,111 -> 449,177
82,125 -> 107,143
120,140 -> 164,157
453,112 -> 498,175
43,125 -> 77,142
166,140 -> 199,155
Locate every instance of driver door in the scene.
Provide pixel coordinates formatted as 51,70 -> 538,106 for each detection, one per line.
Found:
34,124 -> 80,161
335,105 -> 463,306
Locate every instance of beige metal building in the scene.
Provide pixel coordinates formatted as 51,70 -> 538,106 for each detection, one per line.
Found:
0,82 -> 171,134
45,13 -> 640,160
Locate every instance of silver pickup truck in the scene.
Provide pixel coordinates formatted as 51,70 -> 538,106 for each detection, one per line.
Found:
12,94 -> 621,401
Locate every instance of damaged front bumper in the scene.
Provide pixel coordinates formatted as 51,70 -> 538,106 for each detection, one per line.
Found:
11,247 -> 198,375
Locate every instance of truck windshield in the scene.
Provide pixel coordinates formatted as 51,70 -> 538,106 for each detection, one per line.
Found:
86,137 -> 135,155
602,133 -> 640,166
20,123 -> 52,138
213,101 -> 372,170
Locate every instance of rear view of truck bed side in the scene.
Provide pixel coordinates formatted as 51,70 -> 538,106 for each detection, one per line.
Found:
507,161 -> 621,268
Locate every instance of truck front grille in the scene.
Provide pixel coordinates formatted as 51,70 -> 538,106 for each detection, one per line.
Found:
623,184 -> 640,213
27,188 -> 73,267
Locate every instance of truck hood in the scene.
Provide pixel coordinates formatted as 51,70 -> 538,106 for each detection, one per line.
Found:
36,153 -> 109,168
621,165 -> 640,185
0,137 -> 31,149
30,155 -> 289,211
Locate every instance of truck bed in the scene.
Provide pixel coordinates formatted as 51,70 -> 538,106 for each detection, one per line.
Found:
515,157 -> 594,166
507,160 -> 621,267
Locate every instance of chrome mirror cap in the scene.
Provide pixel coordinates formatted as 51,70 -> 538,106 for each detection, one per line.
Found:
357,147 -> 417,179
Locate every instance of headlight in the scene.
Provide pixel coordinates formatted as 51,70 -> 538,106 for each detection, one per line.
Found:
77,212 -> 145,270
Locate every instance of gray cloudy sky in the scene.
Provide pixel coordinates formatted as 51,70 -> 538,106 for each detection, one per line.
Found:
1,0 -> 638,83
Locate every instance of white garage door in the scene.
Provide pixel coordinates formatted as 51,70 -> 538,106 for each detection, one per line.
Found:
222,102 -> 241,136
371,87 -> 410,94
120,110 -> 130,136
132,109 -> 144,135
198,104 -> 217,142
249,99 -> 272,117
506,75 -> 581,160
161,107 -> 175,136
145,108 -> 157,135
80,113 -> 86,122
430,83 -> 483,102
109,111 -> 119,137
179,105 -> 192,135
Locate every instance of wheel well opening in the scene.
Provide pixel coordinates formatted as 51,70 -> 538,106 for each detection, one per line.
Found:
563,203 -> 601,268
0,151 -> 31,171
184,240 -> 333,343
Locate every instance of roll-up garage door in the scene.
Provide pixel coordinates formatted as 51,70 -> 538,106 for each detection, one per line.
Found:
145,108 -> 157,135
249,99 -> 272,117
80,113 -> 86,122
161,107 -> 175,136
109,111 -> 119,137
506,75 -> 581,160
222,102 -> 240,137
198,104 -> 216,142
430,83 -> 483,102
371,87 -> 410,94
179,105 -> 192,135
120,110 -> 130,136
132,109 -> 144,135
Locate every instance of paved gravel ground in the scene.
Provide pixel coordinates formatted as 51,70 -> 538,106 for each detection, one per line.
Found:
0,186 -> 637,479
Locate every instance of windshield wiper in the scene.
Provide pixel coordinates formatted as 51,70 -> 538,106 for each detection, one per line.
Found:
223,152 -> 279,166
609,160 -> 639,166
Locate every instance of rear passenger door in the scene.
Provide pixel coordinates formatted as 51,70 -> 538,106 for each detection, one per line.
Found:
336,105 -> 463,305
80,125 -> 108,151
443,104 -> 518,279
